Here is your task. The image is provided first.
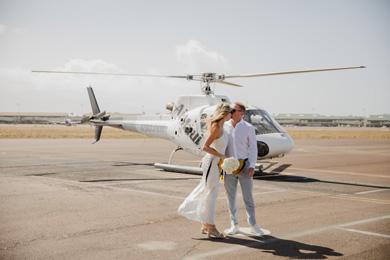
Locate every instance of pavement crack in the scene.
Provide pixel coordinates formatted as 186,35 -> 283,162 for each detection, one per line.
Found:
182,241 -> 202,258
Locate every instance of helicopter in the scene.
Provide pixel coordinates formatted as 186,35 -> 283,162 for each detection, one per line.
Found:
33,66 -> 365,174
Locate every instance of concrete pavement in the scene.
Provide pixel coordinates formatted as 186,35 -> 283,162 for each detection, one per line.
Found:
0,139 -> 389,259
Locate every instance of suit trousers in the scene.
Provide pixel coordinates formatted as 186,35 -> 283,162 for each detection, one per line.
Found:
224,162 -> 257,227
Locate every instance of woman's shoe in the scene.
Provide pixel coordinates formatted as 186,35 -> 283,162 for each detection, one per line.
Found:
201,224 -> 208,234
207,227 -> 226,239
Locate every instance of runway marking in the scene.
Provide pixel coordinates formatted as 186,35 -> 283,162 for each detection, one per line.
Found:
87,184 -> 186,200
354,189 -> 388,195
335,227 -> 390,238
31,174 -> 389,205
31,175 -> 285,201
336,215 -> 390,227
184,215 -> 390,260
290,189 -> 390,205
114,167 -> 202,180
253,189 -> 287,196
32,176 -> 186,200
224,227 -> 271,237
217,189 -> 287,200
287,167 -> 390,179
137,241 -> 177,251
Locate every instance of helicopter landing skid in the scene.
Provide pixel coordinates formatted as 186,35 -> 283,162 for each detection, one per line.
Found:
155,148 -> 279,175
155,160 -> 279,175
154,147 -> 203,175
168,147 -> 183,164
154,163 -> 203,175
255,160 -> 278,173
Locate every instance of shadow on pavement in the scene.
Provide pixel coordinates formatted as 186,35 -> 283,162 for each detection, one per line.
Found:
80,177 -> 199,183
195,235 -> 343,259
112,161 -> 154,167
254,164 -> 390,189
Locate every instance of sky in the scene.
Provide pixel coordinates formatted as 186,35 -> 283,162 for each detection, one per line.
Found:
0,0 -> 389,116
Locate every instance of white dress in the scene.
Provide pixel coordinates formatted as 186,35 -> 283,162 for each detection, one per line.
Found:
178,131 -> 228,225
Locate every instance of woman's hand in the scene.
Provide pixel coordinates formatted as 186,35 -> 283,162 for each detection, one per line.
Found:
220,155 -> 227,161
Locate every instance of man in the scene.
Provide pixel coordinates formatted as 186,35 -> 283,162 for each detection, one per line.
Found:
224,102 -> 263,236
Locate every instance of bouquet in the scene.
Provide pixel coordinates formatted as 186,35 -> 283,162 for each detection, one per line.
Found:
221,157 -> 240,174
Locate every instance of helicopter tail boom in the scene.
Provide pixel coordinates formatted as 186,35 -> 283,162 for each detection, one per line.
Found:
86,86 -> 173,142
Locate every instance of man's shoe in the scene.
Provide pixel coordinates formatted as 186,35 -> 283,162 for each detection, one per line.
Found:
226,225 -> 239,235
250,224 -> 265,236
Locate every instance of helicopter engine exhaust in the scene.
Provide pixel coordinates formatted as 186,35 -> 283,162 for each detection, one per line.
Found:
166,102 -> 174,111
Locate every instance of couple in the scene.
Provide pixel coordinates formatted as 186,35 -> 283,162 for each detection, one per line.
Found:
178,102 -> 263,238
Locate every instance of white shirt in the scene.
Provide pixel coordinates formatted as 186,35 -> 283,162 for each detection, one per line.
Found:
224,119 -> 258,168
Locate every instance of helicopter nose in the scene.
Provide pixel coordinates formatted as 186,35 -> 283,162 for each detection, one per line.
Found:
256,133 -> 294,158
281,132 -> 294,154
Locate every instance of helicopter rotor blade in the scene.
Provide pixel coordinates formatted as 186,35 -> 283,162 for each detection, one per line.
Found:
31,70 -> 188,79
224,66 -> 366,78
215,80 -> 243,87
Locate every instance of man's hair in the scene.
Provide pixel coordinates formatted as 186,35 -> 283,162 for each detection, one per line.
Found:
234,102 -> 246,112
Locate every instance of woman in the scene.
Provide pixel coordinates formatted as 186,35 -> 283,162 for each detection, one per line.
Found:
178,102 -> 232,238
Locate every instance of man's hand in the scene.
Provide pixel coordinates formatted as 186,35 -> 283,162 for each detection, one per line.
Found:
248,168 -> 255,179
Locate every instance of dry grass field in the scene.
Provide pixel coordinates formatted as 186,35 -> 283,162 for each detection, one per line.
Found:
0,125 -> 150,139
285,128 -> 390,139
1,125 -> 389,139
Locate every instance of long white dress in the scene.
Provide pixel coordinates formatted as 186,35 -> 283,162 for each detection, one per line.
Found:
178,131 -> 228,225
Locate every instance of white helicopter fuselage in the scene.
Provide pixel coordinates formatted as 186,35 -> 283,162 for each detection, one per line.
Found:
92,92 -> 294,160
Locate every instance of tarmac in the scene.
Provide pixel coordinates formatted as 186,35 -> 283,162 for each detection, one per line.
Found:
0,138 -> 389,259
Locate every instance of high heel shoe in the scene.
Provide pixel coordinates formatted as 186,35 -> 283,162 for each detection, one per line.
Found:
200,224 -> 207,234
206,227 -> 226,239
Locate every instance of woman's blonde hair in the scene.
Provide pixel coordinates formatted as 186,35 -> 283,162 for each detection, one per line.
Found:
203,102 -> 231,134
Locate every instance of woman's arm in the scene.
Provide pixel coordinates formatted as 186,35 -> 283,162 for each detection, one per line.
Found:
202,124 -> 227,160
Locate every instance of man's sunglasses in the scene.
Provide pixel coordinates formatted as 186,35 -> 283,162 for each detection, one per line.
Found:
230,108 -> 242,114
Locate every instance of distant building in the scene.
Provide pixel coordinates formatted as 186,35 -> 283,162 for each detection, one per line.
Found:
273,113 -> 390,128
0,112 -> 140,125
1,112 -> 389,128
364,115 -> 390,127
0,112 -> 69,124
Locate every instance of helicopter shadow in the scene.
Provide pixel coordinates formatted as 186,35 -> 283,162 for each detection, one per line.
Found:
254,164 -> 390,190
112,161 -> 155,167
194,235 -> 343,259
80,177 -> 199,183
80,161 -> 199,183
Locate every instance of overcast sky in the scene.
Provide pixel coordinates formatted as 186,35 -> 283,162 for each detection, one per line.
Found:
0,0 -> 389,116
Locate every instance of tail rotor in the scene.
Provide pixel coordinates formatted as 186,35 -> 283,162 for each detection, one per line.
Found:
93,126 -> 103,144
86,86 -> 109,143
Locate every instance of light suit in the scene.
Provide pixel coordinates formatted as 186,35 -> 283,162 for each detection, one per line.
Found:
224,119 -> 258,227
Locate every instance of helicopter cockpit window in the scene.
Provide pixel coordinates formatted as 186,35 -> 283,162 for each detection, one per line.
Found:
200,113 -> 207,129
245,108 -> 282,134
